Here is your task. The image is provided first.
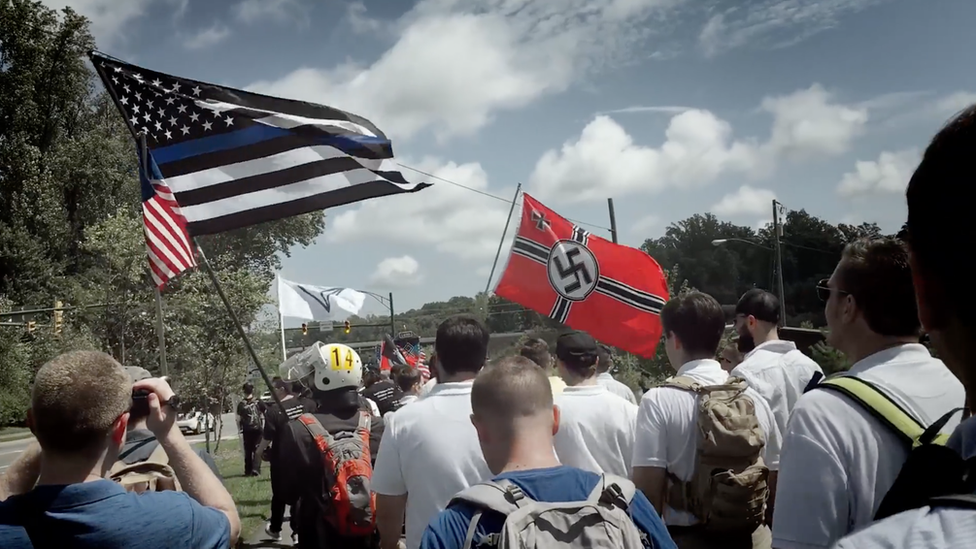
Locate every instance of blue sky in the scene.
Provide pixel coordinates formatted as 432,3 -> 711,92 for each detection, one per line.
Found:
51,0 -> 976,315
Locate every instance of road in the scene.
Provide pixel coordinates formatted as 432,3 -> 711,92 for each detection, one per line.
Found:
0,413 -> 238,471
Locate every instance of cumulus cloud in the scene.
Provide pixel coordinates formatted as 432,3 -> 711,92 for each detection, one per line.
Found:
837,149 -> 920,197
245,0 -> 684,141
233,0 -> 306,25
630,214 -> 661,235
326,157 -> 516,263
528,84 -> 867,203
41,0 -> 153,46
370,256 -> 423,287
711,186 -> 776,217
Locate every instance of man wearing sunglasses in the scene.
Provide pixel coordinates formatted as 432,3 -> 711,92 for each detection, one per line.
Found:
770,238 -> 965,549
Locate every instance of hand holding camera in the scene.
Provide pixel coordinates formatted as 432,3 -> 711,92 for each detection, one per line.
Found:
132,377 -> 182,438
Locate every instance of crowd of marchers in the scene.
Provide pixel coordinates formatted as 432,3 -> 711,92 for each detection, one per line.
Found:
1,106 -> 976,549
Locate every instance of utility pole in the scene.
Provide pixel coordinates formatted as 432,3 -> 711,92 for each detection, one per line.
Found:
772,199 -> 788,326
607,198 -> 618,244
388,292 -> 396,337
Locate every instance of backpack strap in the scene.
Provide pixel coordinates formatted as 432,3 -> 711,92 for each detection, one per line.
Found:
587,473 -> 636,510
665,376 -> 702,393
450,480 -> 536,549
803,371 -> 824,393
817,376 -> 960,447
928,494 -> 976,509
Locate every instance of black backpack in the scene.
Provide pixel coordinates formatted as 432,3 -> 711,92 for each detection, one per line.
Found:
240,399 -> 263,432
816,375 -> 975,520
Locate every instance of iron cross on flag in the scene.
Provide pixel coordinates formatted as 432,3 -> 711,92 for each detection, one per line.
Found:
494,194 -> 670,358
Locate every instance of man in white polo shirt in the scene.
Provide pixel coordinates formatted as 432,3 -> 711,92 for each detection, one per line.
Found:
551,331 -> 638,477
771,238 -> 966,549
372,315 -> 492,549
731,288 -> 822,514
831,104 -> 976,549
595,344 -> 638,404
633,291 -> 780,548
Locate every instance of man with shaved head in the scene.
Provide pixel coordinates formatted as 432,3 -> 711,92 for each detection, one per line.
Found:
420,356 -> 676,549
0,350 -> 239,548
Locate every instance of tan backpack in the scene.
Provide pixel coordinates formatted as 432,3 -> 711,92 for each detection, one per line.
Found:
665,376 -> 769,534
107,443 -> 181,493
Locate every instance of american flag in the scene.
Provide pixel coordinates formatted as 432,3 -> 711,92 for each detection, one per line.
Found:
90,52 -> 429,236
140,149 -> 196,287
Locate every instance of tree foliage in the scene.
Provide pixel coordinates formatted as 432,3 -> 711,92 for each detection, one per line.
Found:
0,0 -> 325,424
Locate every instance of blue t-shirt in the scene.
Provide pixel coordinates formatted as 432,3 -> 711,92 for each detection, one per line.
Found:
420,466 -> 676,549
0,479 -> 230,548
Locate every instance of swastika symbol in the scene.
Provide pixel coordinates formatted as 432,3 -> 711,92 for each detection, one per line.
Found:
546,240 -> 599,301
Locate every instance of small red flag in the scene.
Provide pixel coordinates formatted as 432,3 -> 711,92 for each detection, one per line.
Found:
494,194 -> 669,357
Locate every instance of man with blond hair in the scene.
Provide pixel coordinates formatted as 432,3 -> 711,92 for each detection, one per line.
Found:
0,350 -> 240,548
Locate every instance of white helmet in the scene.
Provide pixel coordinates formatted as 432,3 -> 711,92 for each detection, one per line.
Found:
279,341 -> 363,392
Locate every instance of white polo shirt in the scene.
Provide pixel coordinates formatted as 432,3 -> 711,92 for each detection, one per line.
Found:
597,372 -> 638,405
553,384 -> 638,477
633,358 -> 781,526
830,417 -> 976,549
771,344 -> 965,549
371,381 -> 492,549
731,339 -> 823,439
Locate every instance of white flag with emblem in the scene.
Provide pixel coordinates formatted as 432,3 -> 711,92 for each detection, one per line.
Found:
277,277 -> 366,321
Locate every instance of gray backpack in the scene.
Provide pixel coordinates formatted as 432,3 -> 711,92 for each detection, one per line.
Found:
449,473 -> 646,549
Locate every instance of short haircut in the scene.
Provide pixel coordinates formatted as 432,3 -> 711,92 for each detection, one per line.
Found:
32,351 -> 131,456
837,238 -> 920,337
435,315 -> 489,376
596,344 -> 613,373
907,105 -> 976,326
471,356 -> 553,425
394,366 -> 422,392
660,292 -> 726,356
519,338 -> 550,369
736,289 -> 780,324
243,382 -> 254,394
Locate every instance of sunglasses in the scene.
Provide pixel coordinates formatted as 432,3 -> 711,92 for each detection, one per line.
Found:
816,278 -> 851,303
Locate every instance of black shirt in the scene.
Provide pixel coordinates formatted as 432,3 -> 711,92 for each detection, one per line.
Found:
275,390 -> 384,549
263,396 -> 316,461
361,379 -> 403,416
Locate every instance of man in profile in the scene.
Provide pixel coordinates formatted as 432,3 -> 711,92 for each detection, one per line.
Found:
0,350 -> 239,548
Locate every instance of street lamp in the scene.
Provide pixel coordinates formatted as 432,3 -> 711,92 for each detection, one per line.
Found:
712,237 -> 786,326
358,290 -> 396,337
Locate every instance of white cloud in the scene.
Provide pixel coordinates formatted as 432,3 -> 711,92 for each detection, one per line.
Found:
931,92 -> 976,118
326,157 -> 515,263
599,105 -> 695,115
233,0 -> 306,25
837,149 -> 920,197
698,0 -> 890,57
183,22 -> 229,50
346,1 -> 384,34
246,0 -> 684,141
528,84 -> 867,203
711,185 -> 776,217
41,0 -> 153,46
370,256 -> 423,287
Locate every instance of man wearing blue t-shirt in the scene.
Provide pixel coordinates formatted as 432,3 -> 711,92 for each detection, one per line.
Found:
421,356 -> 675,549
0,351 -> 240,548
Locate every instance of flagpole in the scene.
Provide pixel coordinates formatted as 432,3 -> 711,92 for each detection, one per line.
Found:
484,183 -> 522,295
141,133 -> 169,377
194,241 -> 288,415
277,275 -> 287,362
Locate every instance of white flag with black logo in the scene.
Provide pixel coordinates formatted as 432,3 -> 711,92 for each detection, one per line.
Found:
278,277 -> 366,321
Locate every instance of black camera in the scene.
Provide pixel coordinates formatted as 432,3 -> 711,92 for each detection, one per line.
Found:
131,388 -> 151,418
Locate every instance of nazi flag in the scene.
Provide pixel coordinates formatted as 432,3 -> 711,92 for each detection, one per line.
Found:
494,194 -> 670,358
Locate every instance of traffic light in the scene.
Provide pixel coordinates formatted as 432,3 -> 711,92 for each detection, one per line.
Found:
344,320 -> 351,334
25,321 -> 35,334
53,300 -> 63,337
301,323 -> 308,335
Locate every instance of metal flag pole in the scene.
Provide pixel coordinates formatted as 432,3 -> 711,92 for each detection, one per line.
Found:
194,241 -> 288,415
277,275 -> 287,361
141,134 -> 169,376
484,183 -> 522,295
388,292 -> 396,337
607,198 -> 619,244
772,199 -> 788,326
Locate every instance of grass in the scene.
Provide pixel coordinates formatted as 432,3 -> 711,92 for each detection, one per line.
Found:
209,438 -> 273,543
0,427 -> 33,443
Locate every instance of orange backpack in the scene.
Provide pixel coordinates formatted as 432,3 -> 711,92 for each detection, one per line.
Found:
297,411 -> 376,537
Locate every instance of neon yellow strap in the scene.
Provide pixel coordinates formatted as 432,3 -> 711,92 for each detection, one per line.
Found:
819,376 -> 936,448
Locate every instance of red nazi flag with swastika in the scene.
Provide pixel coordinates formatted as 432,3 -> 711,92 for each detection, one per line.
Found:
494,194 -> 670,358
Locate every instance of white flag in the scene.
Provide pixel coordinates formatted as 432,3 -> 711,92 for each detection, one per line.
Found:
278,277 -> 366,321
